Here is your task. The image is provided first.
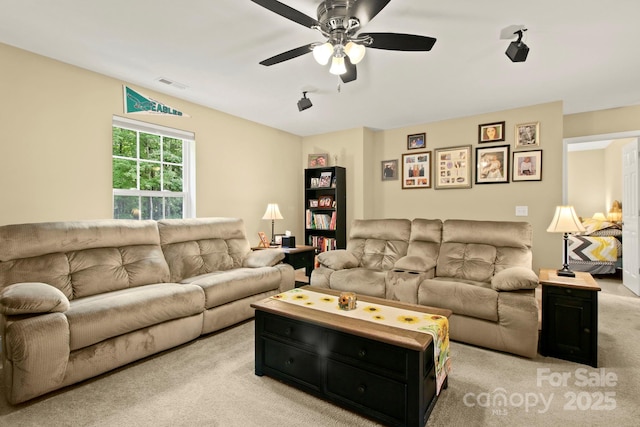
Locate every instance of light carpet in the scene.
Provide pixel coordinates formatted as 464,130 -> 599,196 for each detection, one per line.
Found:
1,291 -> 639,426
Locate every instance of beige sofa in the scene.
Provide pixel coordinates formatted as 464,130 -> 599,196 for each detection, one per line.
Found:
0,217 -> 294,404
311,218 -> 539,358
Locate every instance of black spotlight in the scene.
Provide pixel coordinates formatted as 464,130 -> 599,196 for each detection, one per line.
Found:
506,29 -> 529,62
297,92 -> 312,112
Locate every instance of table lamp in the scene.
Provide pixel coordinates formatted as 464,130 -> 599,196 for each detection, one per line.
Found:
608,200 -> 622,223
546,205 -> 585,277
262,203 -> 283,246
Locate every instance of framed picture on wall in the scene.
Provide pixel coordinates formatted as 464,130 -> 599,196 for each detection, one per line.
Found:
515,122 -> 540,147
478,121 -> 505,143
434,145 -> 472,189
402,151 -> 432,189
407,133 -> 426,150
381,159 -> 399,181
308,153 -> 329,168
513,150 -> 542,181
475,145 -> 510,184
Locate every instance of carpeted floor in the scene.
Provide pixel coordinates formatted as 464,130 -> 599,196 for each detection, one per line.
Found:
1,280 -> 639,427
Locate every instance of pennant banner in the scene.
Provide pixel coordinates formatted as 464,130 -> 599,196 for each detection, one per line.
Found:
124,86 -> 189,117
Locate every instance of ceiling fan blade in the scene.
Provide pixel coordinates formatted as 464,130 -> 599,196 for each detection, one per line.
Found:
340,57 -> 357,83
362,32 -> 437,51
350,0 -> 392,27
251,0 -> 320,28
259,44 -> 313,66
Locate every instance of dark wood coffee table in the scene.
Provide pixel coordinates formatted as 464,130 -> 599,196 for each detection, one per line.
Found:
251,286 -> 452,427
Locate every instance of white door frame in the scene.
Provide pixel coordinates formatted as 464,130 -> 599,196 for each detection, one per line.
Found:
564,131 -> 640,293
563,130 -> 640,202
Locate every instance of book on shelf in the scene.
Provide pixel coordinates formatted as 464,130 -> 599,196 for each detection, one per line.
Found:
308,235 -> 337,252
305,210 -> 335,230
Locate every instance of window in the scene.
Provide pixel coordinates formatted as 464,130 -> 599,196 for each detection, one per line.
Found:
112,116 -> 195,220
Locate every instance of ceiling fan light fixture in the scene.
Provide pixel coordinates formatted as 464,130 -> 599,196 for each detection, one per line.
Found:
344,41 -> 366,64
329,55 -> 347,75
312,42 -> 334,65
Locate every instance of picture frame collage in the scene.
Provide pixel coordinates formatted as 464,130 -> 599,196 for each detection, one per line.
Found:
383,121 -> 543,188
475,120 -> 542,184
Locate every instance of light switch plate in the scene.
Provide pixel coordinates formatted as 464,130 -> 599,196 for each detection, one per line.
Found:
515,206 -> 528,216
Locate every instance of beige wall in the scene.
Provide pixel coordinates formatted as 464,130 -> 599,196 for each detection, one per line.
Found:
564,105 -> 640,138
0,43 -> 303,245
568,149 -> 606,217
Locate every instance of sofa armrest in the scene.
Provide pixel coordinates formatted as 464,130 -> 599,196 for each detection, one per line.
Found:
393,255 -> 436,274
0,282 -> 70,315
243,249 -> 285,268
491,267 -> 539,291
316,250 -> 359,270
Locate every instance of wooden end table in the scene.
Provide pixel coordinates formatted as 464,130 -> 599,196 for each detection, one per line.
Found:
253,245 -> 316,287
539,268 -> 601,367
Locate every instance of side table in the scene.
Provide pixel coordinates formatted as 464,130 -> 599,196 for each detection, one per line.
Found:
539,268 -> 601,367
253,245 -> 316,287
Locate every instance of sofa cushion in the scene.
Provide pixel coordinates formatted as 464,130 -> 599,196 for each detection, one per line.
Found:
0,282 -> 70,315
329,268 -> 387,298
158,218 -> 252,282
243,249 -> 285,268
0,219 -> 170,300
491,267 -> 539,291
436,242 -> 497,282
347,219 -> 411,271
418,278 -> 498,322
65,283 -> 205,351
439,220 -> 533,276
182,267 -> 282,309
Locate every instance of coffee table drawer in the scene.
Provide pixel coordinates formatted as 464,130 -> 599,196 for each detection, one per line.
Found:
327,330 -> 408,377
263,314 -> 322,349
264,339 -> 322,388
327,359 -> 407,424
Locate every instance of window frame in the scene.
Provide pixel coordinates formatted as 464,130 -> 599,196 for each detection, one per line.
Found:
112,115 -> 195,219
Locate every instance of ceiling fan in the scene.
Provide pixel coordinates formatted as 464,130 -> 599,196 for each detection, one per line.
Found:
251,0 -> 437,83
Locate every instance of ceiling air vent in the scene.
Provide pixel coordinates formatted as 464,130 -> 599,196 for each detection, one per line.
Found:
156,77 -> 187,90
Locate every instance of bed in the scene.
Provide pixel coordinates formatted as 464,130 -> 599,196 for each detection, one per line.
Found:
568,218 -> 622,275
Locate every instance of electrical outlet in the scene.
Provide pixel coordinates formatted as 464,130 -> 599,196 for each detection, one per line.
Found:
515,206 -> 528,216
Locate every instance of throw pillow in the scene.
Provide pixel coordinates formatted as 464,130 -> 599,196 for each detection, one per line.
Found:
491,267 -> 539,291
0,282 -> 70,315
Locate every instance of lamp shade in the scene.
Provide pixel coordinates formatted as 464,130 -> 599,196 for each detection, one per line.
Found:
546,205 -> 585,233
608,200 -> 622,222
329,56 -> 347,75
312,42 -> 334,65
262,203 -> 283,220
344,41 -> 366,64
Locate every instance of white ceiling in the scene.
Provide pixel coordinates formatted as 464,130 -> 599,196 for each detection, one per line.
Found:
2,0 -> 639,137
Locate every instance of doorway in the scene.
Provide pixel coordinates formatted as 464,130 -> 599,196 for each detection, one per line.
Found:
564,131 -> 640,296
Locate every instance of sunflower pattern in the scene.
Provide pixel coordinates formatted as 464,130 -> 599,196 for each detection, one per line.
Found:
271,288 -> 451,395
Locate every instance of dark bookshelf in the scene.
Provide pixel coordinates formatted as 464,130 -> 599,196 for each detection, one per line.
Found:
304,166 -> 346,252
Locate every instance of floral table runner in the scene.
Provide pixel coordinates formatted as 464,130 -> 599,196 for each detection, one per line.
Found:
271,288 -> 451,395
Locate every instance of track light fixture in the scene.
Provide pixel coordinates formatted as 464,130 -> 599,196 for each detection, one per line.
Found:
297,91 -> 312,112
505,29 -> 529,62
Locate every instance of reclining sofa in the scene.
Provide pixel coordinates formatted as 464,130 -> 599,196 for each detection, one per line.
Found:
311,218 -> 539,358
0,217 -> 294,404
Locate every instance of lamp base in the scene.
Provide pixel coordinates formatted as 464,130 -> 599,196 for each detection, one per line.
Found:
556,269 -> 576,278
